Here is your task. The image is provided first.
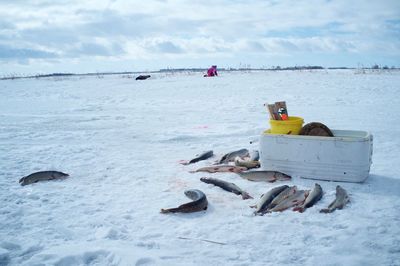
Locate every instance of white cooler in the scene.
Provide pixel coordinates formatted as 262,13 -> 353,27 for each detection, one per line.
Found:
259,130 -> 373,183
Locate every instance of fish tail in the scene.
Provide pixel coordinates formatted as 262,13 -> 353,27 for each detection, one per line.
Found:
160,208 -> 178,214
241,192 -> 253,200
319,208 -> 331,213
160,208 -> 170,213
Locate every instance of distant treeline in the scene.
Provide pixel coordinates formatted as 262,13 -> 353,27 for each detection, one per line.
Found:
1,66 -> 398,80
0,71 -> 138,80
159,66 -> 327,72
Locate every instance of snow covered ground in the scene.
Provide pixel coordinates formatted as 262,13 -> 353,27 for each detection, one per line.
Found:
1,70 -> 399,266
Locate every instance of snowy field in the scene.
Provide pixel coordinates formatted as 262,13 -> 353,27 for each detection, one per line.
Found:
1,70 -> 400,266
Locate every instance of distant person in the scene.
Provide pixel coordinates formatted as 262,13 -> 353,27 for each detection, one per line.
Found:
204,65 -> 218,77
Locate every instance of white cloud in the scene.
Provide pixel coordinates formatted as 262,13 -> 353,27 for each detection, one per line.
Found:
0,0 -> 399,73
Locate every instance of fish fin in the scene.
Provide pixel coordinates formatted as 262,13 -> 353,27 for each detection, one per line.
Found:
160,208 -> 170,214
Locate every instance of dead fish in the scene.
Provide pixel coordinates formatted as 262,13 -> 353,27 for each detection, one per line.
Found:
293,183 -> 323,213
268,189 -> 309,212
265,186 -> 297,211
19,171 -> 69,186
161,189 -> 208,214
200,177 -> 253,200
190,165 -> 247,173
252,185 -> 289,214
234,157 -> 260,169
181,150 -> 214,165
320,185 -> 349,213
238,170 -> 291,182
218,149 -> 249,164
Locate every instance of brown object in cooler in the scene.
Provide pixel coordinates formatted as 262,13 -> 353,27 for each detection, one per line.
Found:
299,122 -> 334,137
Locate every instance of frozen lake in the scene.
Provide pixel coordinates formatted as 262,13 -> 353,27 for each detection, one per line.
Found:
1,70 -> 399,265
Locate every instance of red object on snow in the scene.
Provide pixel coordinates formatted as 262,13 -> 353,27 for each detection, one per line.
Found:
205,65 -> 218,77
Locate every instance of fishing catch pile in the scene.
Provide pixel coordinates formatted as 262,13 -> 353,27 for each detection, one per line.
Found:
253,183 -> 324,215
16,148 -> 350,216
160,149 -> 350,215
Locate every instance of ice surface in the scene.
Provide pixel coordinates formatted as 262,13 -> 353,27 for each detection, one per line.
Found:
0,70 -> 399,265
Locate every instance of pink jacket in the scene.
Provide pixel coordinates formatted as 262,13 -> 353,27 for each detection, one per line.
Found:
207,66 -> 218,76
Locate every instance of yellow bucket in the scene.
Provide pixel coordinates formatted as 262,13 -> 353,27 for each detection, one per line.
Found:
269,116 -> 304,135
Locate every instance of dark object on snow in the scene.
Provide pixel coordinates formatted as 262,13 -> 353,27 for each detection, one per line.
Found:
299,122 -> 334,137
204,65 -> 218,77
218,148 -> 249,164
160,189 -> 208,214
135,75 -> 151,80
19,171 -> 69,186
320,185 -> 349,213
293,183 -> 323,213
200,177 -> 253,200
181,150 -> 214,165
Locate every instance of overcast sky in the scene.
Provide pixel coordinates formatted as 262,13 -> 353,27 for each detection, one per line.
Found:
0,0 -> 399,74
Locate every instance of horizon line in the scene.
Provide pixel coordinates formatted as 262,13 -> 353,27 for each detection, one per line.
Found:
1,65 -> 398,80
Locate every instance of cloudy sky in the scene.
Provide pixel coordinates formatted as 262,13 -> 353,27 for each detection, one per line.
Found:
0,0 -> 399,74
